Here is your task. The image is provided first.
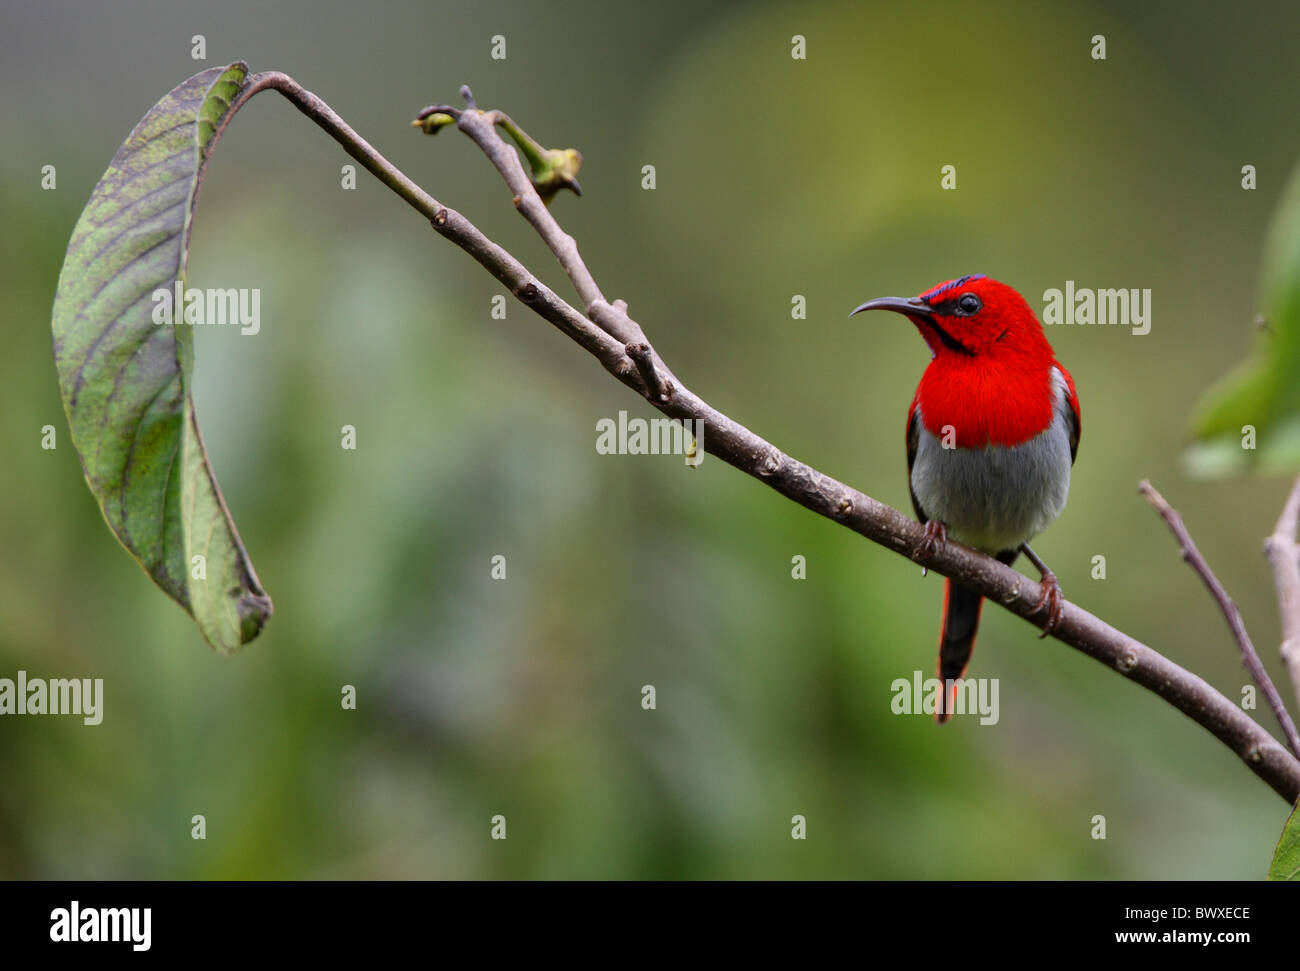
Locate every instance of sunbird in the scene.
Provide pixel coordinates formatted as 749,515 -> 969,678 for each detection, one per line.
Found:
851,276 -> 1081,723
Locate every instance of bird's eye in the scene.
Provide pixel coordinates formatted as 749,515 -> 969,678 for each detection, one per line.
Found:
957,293 -> 981,314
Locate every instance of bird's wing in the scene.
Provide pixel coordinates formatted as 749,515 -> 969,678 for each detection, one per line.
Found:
906,393 -> 929,523
1052,363 -> 1081,464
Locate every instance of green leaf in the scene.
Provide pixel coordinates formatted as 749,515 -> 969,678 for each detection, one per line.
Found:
1268,799 -> 1300,880
1187,157 -> 1300,475
51,62 -> 272,653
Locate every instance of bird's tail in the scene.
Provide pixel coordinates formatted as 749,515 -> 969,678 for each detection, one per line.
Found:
936,579 -> 983,724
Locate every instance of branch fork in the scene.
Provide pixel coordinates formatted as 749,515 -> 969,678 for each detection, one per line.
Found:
1140,480 -> 1300,759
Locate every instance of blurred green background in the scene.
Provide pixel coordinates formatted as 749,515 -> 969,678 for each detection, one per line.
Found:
3,0 -> 1300,879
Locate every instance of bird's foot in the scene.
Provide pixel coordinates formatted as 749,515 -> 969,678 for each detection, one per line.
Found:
1031,570 -> 1064,639
1019,542 -> 1065,638
915,520 -> 947,561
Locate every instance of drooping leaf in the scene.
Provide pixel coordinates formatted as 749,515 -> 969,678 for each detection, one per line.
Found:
1268,799 -> 1300,880
51,62 -> 271,652
1187,158 -> 1300,475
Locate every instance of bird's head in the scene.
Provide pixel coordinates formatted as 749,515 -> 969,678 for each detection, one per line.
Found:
850,275 -> 1049,361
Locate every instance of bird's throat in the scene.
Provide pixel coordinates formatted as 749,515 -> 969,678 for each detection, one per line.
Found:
920,318 -> 973,357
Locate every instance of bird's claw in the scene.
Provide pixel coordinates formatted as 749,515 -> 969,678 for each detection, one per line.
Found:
915,520 -> 947,560
1033,570 -> 1064,638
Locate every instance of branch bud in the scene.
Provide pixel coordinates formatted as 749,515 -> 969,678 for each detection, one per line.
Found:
411,106 -> 457,135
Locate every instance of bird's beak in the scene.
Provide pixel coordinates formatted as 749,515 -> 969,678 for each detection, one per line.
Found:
848,296 -> 935,319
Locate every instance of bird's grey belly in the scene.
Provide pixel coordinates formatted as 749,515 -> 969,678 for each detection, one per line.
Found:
910,417 -> 1072,554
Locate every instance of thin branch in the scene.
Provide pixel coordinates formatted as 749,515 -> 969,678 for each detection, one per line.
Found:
1265,474 -> 1300,714
451,91 -> 607,315
446,96 -> 726,470
232,73 -> 633,380
1139,480 -> 1300,758
442,95 -> 673,374
230,71 -> 1300,805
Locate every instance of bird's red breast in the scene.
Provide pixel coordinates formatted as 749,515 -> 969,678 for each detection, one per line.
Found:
911,356 -> 1065,449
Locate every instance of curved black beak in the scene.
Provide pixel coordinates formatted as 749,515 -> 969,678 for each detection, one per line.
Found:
848,296 -> 935,318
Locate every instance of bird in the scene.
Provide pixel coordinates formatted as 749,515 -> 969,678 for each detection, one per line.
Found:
850,275 -> 1080,723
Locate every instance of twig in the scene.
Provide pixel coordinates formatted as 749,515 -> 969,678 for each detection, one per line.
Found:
451,88 -> 607,315
625,342 -> 670,402
443,94 -> 668,364
1139,480 -> 1300,758
1264,474 -> 1300,714
225,72 -> 1300,804
227,73 -> 632,380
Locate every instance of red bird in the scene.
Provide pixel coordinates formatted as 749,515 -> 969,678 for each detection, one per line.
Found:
851,276 -> 1080,723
